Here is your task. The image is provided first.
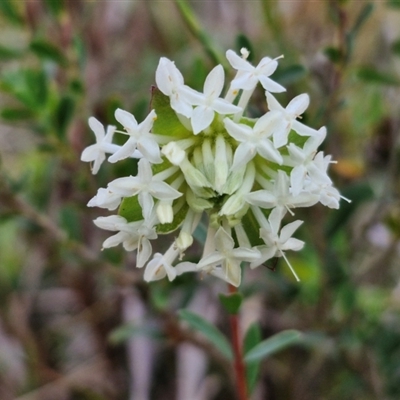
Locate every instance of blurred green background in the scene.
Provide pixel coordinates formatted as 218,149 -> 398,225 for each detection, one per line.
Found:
1,0 -> 400,399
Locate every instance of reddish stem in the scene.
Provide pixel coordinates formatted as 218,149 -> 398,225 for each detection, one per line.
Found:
228,284 -> 248,400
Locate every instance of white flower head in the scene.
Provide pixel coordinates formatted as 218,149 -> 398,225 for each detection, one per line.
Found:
266,92 -> 319,148
109,109 -> 161,164
181,65 -> 241,134
226,49 -> 286,93
224,112 -> 283,170
197,227 -> 261,287
81,117 -> 116,174
87,187 -> 122,211
108,158 -> 182,220
83,50 -> 344,286
251,208 -> 304,281
156,57 -> 193,118
93,215 -> 157,268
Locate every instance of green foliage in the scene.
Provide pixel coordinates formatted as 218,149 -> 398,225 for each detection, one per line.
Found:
30,39 -> 68,66
356,67 -> 400,86
0,0 -> 24,25
0,44 -> 23,60
178,310 -> 233,359
273,64 -> 307,86
218,292 -> 243,315
244,330 -> 303,363
243,323 -> 262,394
108,323 -> 163,344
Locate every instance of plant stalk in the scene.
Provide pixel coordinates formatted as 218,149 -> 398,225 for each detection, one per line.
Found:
228,284 -> 248,400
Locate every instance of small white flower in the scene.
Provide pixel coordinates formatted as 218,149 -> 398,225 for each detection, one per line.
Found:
224,112 -> 283,170
155,57 -> 193,118
226,49 -> 285,93
246,170 -> 319,215
94,215 -> 157,268
87,187 -> 122,211
284,128 -> 331,196
108,109 -> 161,164
108,158 -> 182,220
144,244 -> 179,282
81,117 -> 116,174
181,65 -> 241,134
250,208 -> 304,281
197,227 -> 261,287
266,92 -> 319,148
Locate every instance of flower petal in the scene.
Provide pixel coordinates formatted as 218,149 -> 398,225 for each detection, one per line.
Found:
115,108 -> 138,131
286,93 -> 309,116
191,106 -> 214,134
226,49 -> 253,72
259,76 -> 286,93
204,64 -> 224,98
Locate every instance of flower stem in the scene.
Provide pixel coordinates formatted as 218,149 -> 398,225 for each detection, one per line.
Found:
228,284 -> 248,400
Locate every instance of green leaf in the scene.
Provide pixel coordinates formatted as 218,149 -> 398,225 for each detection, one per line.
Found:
273,64 -> 307,86
0,69 -> 48,109
243,323 -> 262,394
356,67 -> 400,86
119,196 -> 143,223
108,323 -> 163,345
150,88 -> 192,139
0,0 -> 24,25
59,205 -> 82,241
351,3 -> 374,36
43,0 -> 64,16
54,95 -> 75,138
218,292 -> 243,315
387,0 -> 400,8
0,107 -> 34,121
324,47 -> 343,64
0,45 -> 23,60
244,329 -> 302,363
391,39 -> 400,56
30,39 -> 68,66
178,309 -> 233,360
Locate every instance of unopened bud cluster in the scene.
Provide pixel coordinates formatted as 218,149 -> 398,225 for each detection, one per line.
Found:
81,49 -> 346,286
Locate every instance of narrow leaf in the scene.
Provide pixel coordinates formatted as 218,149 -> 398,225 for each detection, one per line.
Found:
356,67 -> 400,86
324,47 -> 343,64
244,323 -> 262,394
43,0 -> 64,16
0,0 -> 24,25
244,329 -> 302,363
387,0 -> 400,8
0,45 -> 23,60
391,39 -> 400,56
219,293 -> 243,315
1,107 -> 34,121
30,39 -> 67,66
178,309 -> 233,359
273,64 -> 307,86
109,323 -> 163,345
351,3 -> 374,36
54,95 -> 75,138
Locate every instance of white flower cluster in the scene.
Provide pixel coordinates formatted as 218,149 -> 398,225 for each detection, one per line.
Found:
81,49 -> 346,287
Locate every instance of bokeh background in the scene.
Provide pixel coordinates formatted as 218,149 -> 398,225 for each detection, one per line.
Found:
1,0 -> 400,399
